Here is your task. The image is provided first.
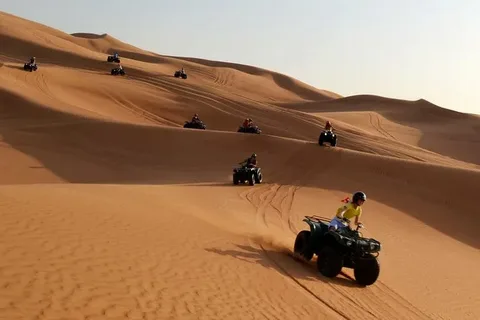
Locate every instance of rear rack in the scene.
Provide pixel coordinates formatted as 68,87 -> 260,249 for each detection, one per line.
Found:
303,215 -> 331,224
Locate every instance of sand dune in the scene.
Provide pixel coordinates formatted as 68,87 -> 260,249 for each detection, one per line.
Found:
1,10 -> 480,320
282,95 -> 480,165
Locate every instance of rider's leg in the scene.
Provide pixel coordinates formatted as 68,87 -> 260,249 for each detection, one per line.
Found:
328,217 -> 346,231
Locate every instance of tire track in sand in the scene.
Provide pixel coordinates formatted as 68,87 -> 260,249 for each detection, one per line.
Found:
239,183 -> 300,235
258,240 -> 434,320
237,179 -> 432,319
368,112 -> 397,141
239,184 -> 281,228
102,90 -> 178,126
268,185 -> 301,234
239,186 -> 353,318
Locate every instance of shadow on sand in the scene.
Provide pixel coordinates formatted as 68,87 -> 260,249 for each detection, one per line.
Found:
6,64 -> 29,71
205,243 -> 360,288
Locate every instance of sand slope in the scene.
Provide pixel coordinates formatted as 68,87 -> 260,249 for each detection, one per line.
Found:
1,10 -> 480,320
282,95 -> 480,165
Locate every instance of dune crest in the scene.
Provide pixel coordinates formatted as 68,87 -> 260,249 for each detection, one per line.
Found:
0,9 -> 479,320
281,94 -> 480,165
71,32 -> 108,39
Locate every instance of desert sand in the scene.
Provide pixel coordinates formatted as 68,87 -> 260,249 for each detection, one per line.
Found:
0,10 -> 479,320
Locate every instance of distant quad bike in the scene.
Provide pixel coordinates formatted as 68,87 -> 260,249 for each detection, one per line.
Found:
238,125 -> 261,134
23,63 -> 38,72
318,130 -> 337,146
183,120 -> 206,130
107,55 -> 121,63
174,70 -> 187,79
293,215 -> 382,286
233,166 -> 263,186
111,67 -> 125,76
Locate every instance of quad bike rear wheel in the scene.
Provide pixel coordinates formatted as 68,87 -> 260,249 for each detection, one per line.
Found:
330,135 -> 337,146
319,134 -> 325,146
233,173 -> 239,185
294,230 -> 314,261
317,245 -> 343,278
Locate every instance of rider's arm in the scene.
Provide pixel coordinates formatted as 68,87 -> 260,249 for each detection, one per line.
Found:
354,215 -> 360,225
336,206 -> 348,219
354,208 -> 363,225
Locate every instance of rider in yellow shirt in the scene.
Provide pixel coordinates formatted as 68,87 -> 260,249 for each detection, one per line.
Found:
328,191 -> 366,231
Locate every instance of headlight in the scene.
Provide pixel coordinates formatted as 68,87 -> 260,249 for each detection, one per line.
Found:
346,241 -> 352,246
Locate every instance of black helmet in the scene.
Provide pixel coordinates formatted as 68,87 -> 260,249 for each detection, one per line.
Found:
251,153 -> 257,157
352,191 -> 366,203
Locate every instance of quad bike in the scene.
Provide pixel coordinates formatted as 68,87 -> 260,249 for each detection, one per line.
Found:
107,55 -> 121,63
174,70 -> 187,79
23,63 -> 38,72
238,125 -> 261,134
293,215 -> 381,286
233,166 -> 263,186
318,130 -> 337,146
111,67 -> 125,76
183,120 -> 206,130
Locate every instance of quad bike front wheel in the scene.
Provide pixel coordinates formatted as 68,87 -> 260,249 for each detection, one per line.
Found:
354,254 -> 380,286
248,172 -> 255,186
255,172 -> 262,184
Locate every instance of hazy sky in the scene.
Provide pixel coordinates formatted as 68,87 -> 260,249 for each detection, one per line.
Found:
3,0 -> 479,114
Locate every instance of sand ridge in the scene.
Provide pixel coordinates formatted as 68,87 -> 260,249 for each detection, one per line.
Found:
1,9 -> 480,320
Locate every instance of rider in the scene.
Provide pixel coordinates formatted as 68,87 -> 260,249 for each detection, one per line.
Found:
30,56 -> 36,65
324,120 -> 333,131
328,191 -> 366,231
113,52 -> 119,59
191,113 -> 200,123
181,67 -> 185,74
240,153 -> 257,168
243,118 -> 250,128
